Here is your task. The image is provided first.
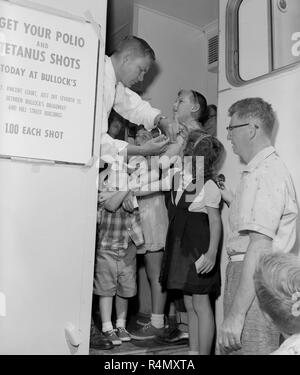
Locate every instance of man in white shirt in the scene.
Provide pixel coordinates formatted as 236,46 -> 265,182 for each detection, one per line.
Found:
101,35 -> 177,164
217,97 -> 298,355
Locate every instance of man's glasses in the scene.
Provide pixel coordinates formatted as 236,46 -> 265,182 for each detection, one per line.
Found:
226,123 -> 250,132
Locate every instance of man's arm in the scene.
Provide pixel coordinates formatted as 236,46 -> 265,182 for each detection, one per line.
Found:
218,232 -> 272,353
126,135 -> 169,156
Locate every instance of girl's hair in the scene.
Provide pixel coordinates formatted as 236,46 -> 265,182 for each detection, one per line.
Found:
190,90 -> 208,124
183,130 -> 224,181
254,252 -> 300,336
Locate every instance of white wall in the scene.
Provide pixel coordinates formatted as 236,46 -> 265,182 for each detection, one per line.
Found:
133,4 -> 218,116
106,0 -> 133,54
216,0 -> 300,341
134,0 -> 219,30
0,0 -> 107,354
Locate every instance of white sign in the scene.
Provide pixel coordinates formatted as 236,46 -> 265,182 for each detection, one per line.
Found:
0,1 -> 100,164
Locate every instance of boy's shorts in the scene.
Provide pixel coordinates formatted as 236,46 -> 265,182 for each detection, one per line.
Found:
94,241 -> 137,298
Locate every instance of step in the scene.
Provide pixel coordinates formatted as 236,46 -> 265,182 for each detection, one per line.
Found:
90,339 -> 189,355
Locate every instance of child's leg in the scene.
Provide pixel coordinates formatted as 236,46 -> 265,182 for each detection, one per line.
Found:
115,295 -> 128,328
99,296 -> 113,332
167,301 -> 177,329
115,295 -> 132,342
184,294 -> 199,353
100,296 -> 122,345
144,250 -> 166,328
193,294 -> 215,355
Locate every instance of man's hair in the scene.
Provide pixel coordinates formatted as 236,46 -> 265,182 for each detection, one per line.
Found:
254,252 -> 300,336
115,35 -> 155,61
228,97 -> 275,136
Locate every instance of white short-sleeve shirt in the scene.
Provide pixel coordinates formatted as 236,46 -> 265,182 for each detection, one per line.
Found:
226,146 -> 298,257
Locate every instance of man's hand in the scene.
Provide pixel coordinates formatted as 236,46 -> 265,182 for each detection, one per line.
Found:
218,181 -> 234,207
218,313 -> 244,354
141,135 -> 169,156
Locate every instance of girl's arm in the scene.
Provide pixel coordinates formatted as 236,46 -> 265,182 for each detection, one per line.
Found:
104,190 -> 130,212
195,206 -> 222,274
218,181 -> 234,207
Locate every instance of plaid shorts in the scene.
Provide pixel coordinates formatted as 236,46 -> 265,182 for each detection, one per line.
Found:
93,241 -> 137,298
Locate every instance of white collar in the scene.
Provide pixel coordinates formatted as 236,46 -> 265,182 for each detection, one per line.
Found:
105,56 -> 117,88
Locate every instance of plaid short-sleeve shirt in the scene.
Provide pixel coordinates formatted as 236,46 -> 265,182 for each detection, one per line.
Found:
97,206 -> 144,251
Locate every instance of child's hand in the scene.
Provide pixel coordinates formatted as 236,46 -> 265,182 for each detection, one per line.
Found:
195,252 -> 216,274
98,191 -> 116,203
122,192 -> 134,212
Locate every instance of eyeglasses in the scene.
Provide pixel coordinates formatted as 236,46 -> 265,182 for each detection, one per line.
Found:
226,123 -> 250,132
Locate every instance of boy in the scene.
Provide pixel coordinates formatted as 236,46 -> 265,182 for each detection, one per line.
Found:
94,166 -> 143,345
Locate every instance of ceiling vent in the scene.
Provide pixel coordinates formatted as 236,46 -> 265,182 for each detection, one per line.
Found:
205,22 -> 219,73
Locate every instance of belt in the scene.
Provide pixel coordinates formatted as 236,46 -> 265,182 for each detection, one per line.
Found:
228,254 -> 245,262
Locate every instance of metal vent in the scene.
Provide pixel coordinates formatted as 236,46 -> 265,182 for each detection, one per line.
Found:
208,34 -> 219,65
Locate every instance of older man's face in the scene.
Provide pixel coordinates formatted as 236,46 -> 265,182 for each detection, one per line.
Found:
227,113 -> 250,161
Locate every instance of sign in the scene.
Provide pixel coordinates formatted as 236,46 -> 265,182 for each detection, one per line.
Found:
0,1 -> 100,164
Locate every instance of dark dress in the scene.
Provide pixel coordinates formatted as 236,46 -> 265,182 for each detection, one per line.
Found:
160,176 -> 221,296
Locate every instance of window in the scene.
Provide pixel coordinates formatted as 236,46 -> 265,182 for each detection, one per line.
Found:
227,0 -> 300,85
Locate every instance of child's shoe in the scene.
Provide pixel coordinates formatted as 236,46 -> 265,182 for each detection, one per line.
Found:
102,329 -> 122,345
130,322 -> 165,340
116,327 -> 131,342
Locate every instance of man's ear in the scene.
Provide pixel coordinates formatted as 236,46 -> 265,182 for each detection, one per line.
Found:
121,52 -> 132,65
121,53 -> 130,65
249,122 -> 257,139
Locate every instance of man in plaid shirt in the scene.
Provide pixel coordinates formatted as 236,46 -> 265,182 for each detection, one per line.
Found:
93,164 -> 144,346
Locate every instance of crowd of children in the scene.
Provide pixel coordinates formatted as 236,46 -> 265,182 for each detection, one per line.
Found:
92,88 -> 227,355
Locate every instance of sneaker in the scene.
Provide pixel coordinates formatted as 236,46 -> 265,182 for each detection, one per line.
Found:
157,327 -> 189,343
135,313 -> 151,326
136,318 -> 151,327
130,322 -> 165,340
102,329 -> 122,345
116,327 -> 131,342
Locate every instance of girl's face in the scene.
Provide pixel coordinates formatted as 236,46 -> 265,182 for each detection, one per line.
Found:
173,90 -> 195,123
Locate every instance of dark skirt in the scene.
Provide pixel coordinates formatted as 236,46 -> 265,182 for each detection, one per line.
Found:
160,207 -> 220,296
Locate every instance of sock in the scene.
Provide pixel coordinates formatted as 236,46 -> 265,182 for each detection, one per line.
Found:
168,314 -> 177,328
102,321 -> 113,332
188,351 -> 199,355
116,319 -> 126,329
151,313 -> 164,329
